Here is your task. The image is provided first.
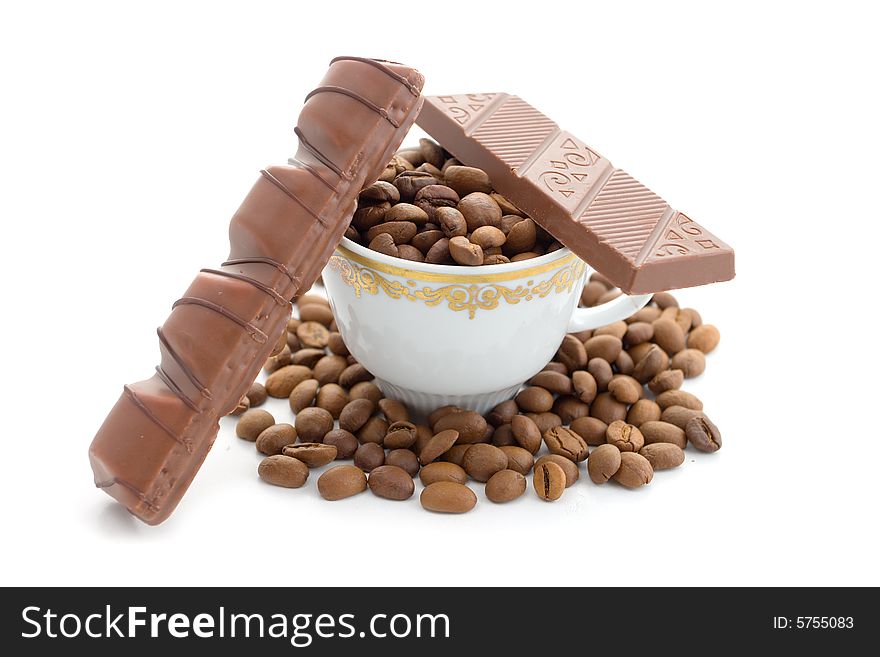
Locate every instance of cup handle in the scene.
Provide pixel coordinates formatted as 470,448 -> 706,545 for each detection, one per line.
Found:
567,292 -> 652,333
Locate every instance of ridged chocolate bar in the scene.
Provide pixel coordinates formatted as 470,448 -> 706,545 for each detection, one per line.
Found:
416,93 -> 734,293
89,57 -> 424,524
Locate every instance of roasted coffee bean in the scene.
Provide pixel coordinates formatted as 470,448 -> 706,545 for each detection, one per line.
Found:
326,332 -> 349,357
384,449 -> 420,477
639,443 -> 685,470
339,398 -> 374,433
366,221 -> 418,245
462,444 -> 508,482
410,229 -> 444,255
428,405 -> 462,427
640,421 -> 688,449
425,236 -> 453,264
687,324 -> 720,354
626,399 -> 662,426
385,202 -> 430,224
380,155 -> 413,182
504,217 -> 537,255
298,304 -> 334,327
368,232 -> 399,257
656,390 -> 703,411
316,383 -> 348,418
282,443 -> 337,468
393,171 -> 438,202
458,192 -> 502,231
295,407 -> 333,443
470,226 -> 506,250
515,386 -> 554,413
510,252 -> 540,261
323,429 -> 359,459
615,350 -> 635,375
491,423 -> 517,447
590,392 -> 628,425
258,455 -> 309,488
533,461 -> 566,501
571,370 -> 598,404
552,395 -> 590,425
671,349 -> 707,378
489,399 -> 520,426
682,307 -> 703,329
377,398 -> 409,424
587,444 -> 622,484
246,382 -> 267,407
628,306 -> 662,324
651,318 -> 686,355
607,375 -> 642,404
418,138 -> 445,168
353,202 -> 391,232
581,281 -> 607,307
354,442 -> 385,472
357,416 -> 389,445
396,148 -> 424,166
433,410 -> 487,444
570,416 -> 608,446
535,454 -> 579,487
265,365 -> 313,398
480,423 -> 495,444
482,252 -> 513,264
292,348 -> 326,368
661,405 -> 704,430
348,381 -> 382,405
587,358 -> 613,391
419,461 -> 468,486
613,452 -> 654,488
284,333 -> 301,356
443,165 -> 492,196
529,370 -> 572,395
236,409 -> 275,441
230,395 -> 250,415
593,320 -> 628,340
318,465 -> 368,500
632,345 -> 668,383
296,321 -> 330,349
420,482 -> 477,513
528,412 -> 562,434
384,421 -> 418,449
511,415 -> 542,454
685,415 -> 722,452
500,446 -> 534,475
557,334 -> 588,371
652,291 -> 678,308
485,470 -> 527,503
338,364 -> 373,389
441,444 -> 471,467
448,235 -> 484,265
543,426 -> 590,462
409,424 -> 433,455
624,321 -> 654,347
585,335 -> 623,363
396,244 -> 426,262
597,289 -> 622,304
414,184 -> 459,221
255,423 -> 297,455
542,362 -> 569,375
436,206 -> 468,238
648,369 -> 684,395
491,193 -> 523,216
288,378 -> 319,413
419,429 -> 460,464
605,420 -> 645,452
627,342 -> 655,364
360,180 -> 401,204
368,465 -> 415,500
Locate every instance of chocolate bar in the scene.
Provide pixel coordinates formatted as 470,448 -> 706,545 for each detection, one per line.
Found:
89,57 -> 424,524
416,94 -> 734,293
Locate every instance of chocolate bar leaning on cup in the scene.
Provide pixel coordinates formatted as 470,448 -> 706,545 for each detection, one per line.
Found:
89,57 -> 425,524
417,94 -> 734,293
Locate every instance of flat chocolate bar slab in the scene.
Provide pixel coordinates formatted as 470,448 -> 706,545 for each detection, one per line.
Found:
89,57 -> 424,524
417,93 -> 734,293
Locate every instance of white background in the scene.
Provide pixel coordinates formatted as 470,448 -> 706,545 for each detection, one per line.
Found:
1,0 -> 878,587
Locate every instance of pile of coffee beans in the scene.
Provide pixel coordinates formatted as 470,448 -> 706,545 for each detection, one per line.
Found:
347,138 -> 562,265
232,276 -> 723,513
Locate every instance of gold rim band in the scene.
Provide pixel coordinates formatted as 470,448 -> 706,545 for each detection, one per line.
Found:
334,244 -> 578,283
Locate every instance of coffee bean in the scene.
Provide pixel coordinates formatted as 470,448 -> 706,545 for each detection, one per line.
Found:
383,449 -> 420,477
448,235 -> 484,266
377,398 -> 409,424
626,399 -> 662,426
491,423 -> 516,447
671,349 -> 707,378
590,392 -> 628,425
339,398 -> 374,433
316,383 -> 349,418
530,370 -> 573,395
624,321 -> 654,346
326,332 -> 349,357
368,465 -> 415,501
443,165 -> 492,195
605,420 -> 645,452
368,232 -> 399,257
357,416 -> 389,445
528,412 -> 563,434
318,465 -> 368,500
660,405 -> 703,430
418,138 -> 445,168
632,345 -> 668,384
396,148 -> 424,167
511,415 -> 542,454
515,386 -> 554,413
647,369 -> 684,395
640,421 -> 688,449
585,335 -> 623,363
393,171 -> 438,202
592,321 -> 627,340
265,365 -> 313,398
433,410 -> 487,444
246,382 -> 267,407
288,378 -> 319,413
613,452 -> 654,489
535,454 -> 579,487
569,416 -> 608,446
347,383 -> 381,408
615,350 -> 635,375
470,226 -> 507,250
543,426 -> 590,462
587,358 -> 613,390
485,470 -> 527,503
491,193 -> 524,216
384,421 -> 418,449
656,390 -> 703,411
338,364 -> 373,389
420,482 -> 477,513
418,462 -> 466,487
352,202 -> 390,232
385,203 -> 430,225
550,395 -> 588,425
685,415 -> 722,452
489,399 -> 520,426
425,236 -> 453,264
314,355 -> 348,387
687,324 -> 720,354
639,443 -> 685,470
542,362 -> 569,375
440,444 -> 470,467
414,185 -> 459,221
436,206 -> 468,238
255,423 -> 297,455
427,405 -> 462,427
597,289 -> 622,304
258,455 -> 309,488
462,444 -> 508,482
354,442 -> 386,472
499,445 -> 535,475
298,303 -> 334,327
458,192 -> 502,231
294,407 -> 333,443
510,251 -> 540,261
587,444 -> 622,484
282,443 -> 337,467
628,306 -> 662,324
323,429 -> 358,459
380,155 -> 412,182
396,244 -> 426,262
419,429 -> 460,464
651,318 -> 686,356
296,321 -> 330,349
533,461 -> 566,501
504,217 -> 537,255
236,409 -> 275,441
571,370 -> 598,404
607,375 -> 643,404
557,334 -> 588,371
292,348 -> 325,368
360,180 -> 401,204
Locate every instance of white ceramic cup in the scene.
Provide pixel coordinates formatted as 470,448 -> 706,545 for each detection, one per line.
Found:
323,237 -> 651,415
